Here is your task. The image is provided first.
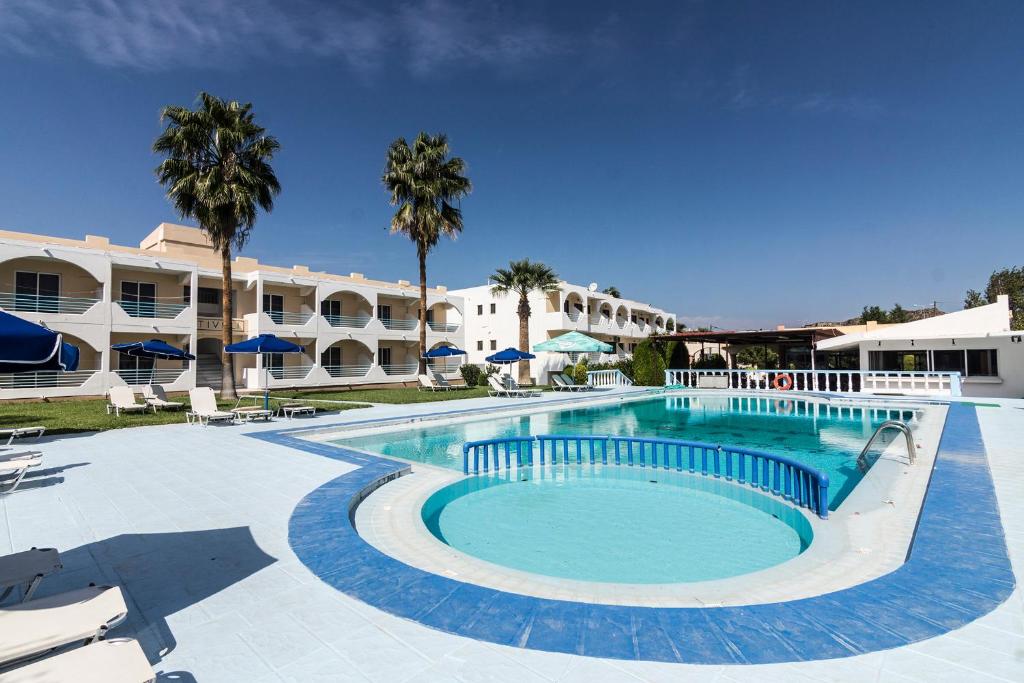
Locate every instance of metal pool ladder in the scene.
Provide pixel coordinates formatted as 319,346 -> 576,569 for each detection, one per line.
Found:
857,420 -> 917,471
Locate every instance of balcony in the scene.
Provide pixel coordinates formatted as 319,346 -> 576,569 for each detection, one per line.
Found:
0,369 -> 99,389
268,365 -> 314,380
323,364 -> 372,378
0,293 -> 100,315
115,368 -> 186,385
116,300 -> 189,319
381,361 -> 418,375
265,311 -> 314,326
381,318 -> 418,331
427,322 -> 460,333
323,314 -> 371,329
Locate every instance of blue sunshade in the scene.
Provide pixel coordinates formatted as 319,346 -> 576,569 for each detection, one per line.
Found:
225,334 -> 304,354
0,310 -> 80,373
111,339 -> 196,361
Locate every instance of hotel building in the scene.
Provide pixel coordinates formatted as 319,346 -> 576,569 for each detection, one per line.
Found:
451,281 -> 676,383
0,224 -> 465,399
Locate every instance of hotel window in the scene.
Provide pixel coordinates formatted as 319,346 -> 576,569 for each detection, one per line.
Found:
321,346 -> 342,367
868,350 -> 928,372
14,271 -> 60,312
490,340 -> 497,350
378,347 -> 392,366
932,349 -> 966,375
263,294 -> 284,324
321,299 -> 341,318
631,314 -> 637,324
117,352 -> 155,373
121,281 -> 157,317
477,304 -> 483,315
490,303 -> 496,314
477,340 -> 483,351
376,304 -> 391,322
425,309 -> 434,324
967,349 -> 998,377
183,285 -> 191,305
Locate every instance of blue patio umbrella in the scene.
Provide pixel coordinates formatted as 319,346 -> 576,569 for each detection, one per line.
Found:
0,310 -> 80,373
225,334 -> 305,410
423,345 -> 468,358
111,339 -> 196,361
485,347 -> 536,386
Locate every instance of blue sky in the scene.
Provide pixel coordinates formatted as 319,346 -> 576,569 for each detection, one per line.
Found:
0,1 -> 1021,328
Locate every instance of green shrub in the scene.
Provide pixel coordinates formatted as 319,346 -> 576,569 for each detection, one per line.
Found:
460,364 -> 483,387
633,339 -> 666,386
692,353 -> 727,369
663,340 -> 690,370
571,357 -> 589,385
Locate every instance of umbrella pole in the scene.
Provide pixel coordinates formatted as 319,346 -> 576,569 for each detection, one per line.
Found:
263,355 -> 270,411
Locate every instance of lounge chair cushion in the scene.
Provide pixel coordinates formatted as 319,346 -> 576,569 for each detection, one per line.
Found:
0,638 -> 155,683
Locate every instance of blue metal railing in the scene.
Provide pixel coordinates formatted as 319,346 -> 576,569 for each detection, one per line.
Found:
462,433 -> 830,519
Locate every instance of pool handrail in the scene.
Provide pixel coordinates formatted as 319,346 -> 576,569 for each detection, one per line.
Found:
463,434 -> 831,519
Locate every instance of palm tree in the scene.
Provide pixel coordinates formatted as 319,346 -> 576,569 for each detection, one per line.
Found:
602,285 -> 621,298
383,132 -> 471,374
153,92 -> 281,399
489,259 -> 561,384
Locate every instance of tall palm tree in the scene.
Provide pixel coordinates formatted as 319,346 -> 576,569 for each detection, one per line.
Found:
489,259 -> 561,384
383,132 -> 471,374
153,92 -> 281,399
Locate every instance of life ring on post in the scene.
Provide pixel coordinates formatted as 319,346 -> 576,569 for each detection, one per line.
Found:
772,373 -> 794,391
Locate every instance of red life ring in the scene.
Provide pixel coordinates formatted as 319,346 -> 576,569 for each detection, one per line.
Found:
773,373 -> 794,391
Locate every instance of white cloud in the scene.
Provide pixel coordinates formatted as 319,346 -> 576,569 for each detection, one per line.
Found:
0,0 -> 565,75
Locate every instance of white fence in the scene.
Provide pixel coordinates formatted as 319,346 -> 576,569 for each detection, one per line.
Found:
587,369 -> 634,387
664,368 -> 962,397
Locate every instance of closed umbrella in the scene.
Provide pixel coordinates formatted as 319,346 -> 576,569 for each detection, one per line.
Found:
0,310 -> 79,373
224,334 -> 305,410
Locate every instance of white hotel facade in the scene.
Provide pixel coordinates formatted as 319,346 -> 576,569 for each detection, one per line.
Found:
0,224 -> 465,399
451,282 -> 677,384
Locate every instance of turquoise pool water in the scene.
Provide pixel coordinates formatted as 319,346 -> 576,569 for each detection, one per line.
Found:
422,466 -> 814,583
340,394 -> 917,509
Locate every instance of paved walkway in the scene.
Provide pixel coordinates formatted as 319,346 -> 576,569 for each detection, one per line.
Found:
1,392 -> 1021,681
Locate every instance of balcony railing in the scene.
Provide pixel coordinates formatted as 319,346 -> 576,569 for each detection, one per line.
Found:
268,365 -> 314,380
115,368 -> 186,385
427,322 -> 461,333
382,362 -> 419,375
323,314 -> 371,329
586,369 -> 634,387
323,364 -> 372,378
116,300 -> 189,319
380,318 -> 418,331
0,293 -> 100,315
428,360 -> 463,374
264,311 -> 314,326
0,369 -> 98,389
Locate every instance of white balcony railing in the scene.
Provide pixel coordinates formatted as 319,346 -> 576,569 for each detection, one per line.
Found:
427,322 -> 461,333
115,368 -> 186,385
116,300 -> 189,319
323,364 -> 372,378
381,318 -> 418,331
664,369 -> 963,397
382,362 -> 419,375
0,369 -> 99,389
265,311 -> 314,326
268,365 -> 315,380
0,293 -> 100,315
323,314 -> 371,329
586,369 -> 634,387
428,360 -> 463,375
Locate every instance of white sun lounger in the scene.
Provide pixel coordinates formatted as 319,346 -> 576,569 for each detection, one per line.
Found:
556,373 -> 592,391
0,548 -> 62,604
0,637 -> 156,683
0,454 -> 43,496
432,372 -> 465,390
487,375 -> 536,398
551,374 -> 584,391
418,375 -> 447,392
0,585 -> 128,667
186,388 -> 236,426
141,385 -> 183,411
279,403 -> 316,419
0,427 -> 45,448
106,387 -> 151,417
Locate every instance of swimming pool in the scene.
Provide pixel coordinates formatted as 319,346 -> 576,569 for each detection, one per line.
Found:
422,465 -> 814,583
339,394 -> 919,509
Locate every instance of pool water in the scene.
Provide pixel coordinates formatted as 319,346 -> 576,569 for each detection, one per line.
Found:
341,394 -> 917,509
422,466 -> 814,584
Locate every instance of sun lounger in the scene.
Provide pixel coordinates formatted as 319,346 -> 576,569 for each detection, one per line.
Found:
487,375 -> 536,398
0,428 -> 45,448
0,454 -> 43,495
279,403 -> 315,419
0,548 -> 62,604
432,372 -> 465,390
185,388 -> 236,426
231,406 -> 273,422
0,585 -> 128,667
551,374 -> 584,391
505,376 -> 542,396
105,387 -> 151,417
418,375 -> 447,392
556,373 -> 593,391
0,638 -> 156,683
141,385 -> 183,411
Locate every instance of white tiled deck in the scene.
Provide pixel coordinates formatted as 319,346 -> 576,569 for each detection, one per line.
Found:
1,393 -> 1022,682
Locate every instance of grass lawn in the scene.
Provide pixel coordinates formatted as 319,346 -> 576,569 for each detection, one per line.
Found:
279,385 -> 500,404
0,396 -> 369,435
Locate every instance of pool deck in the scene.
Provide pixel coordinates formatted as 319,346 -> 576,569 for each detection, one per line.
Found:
1,388 -> 1022,681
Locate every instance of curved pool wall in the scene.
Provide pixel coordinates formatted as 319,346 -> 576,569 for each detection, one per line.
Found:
422,466 -> 814,584
258,403 -> 1015,664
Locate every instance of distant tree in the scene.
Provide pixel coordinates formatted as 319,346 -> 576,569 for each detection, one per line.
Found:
735,347 -> 779,368
602,286 -> 621,298
888,303 -> 910,324
964,266 -> 1024,328
153,92 -> 281,400
859,305 -> 888,324
692,352 -> 728,369
383,132 -> 472,374
633,339 -> 666,385
489,259 -> 560,384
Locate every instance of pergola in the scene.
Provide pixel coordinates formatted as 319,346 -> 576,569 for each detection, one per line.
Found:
652,327 -> 849,370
